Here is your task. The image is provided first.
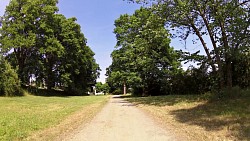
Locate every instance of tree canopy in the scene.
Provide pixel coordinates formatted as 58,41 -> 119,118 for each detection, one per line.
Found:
128,0 -> 250,89
107,0 -> 250,96
0,0 -> 99,95
107,8 -> 181,96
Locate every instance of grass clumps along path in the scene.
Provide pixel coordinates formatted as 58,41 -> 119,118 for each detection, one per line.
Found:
125,90 -> 250,141
0,91 -> 109,141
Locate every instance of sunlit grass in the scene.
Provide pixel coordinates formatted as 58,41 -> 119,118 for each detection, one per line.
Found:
0,94 -> 109,140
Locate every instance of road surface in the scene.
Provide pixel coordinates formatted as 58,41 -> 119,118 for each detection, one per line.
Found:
65,95 -> 177,141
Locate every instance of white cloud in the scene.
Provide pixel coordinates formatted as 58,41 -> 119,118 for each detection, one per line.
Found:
0,0 -> 10,16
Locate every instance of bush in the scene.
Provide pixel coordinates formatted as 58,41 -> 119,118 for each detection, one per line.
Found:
0,60 -> 22,96
241,88 -> 250,97
112,89 -> 122,95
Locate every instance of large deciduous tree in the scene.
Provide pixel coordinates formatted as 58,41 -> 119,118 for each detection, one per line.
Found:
0,0 -> 40,83
57,16 -> 100,94
0,0 -> 100,95
107,8 -> 180,96
129,0 -> 250,89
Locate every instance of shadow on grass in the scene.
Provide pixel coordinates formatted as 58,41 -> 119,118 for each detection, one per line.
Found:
23,86 -> 86,97
126,95 -> 250,140
170,98 -> 250,140
126,95 -> 205,106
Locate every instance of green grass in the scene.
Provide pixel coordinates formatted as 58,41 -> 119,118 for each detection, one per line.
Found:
0,93 -> 109,141
126,93 -> 250,140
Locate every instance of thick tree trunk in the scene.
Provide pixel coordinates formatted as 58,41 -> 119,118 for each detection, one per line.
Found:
46,66 -> 54,90
219,21 -> 233,89
46,54 -> 55,90
47,73 -> 54,90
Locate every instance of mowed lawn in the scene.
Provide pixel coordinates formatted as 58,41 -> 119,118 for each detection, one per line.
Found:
126,94 -> 250,141
0,94 -> 109,141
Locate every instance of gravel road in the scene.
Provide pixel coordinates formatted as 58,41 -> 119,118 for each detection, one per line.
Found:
65,95 -> 176,141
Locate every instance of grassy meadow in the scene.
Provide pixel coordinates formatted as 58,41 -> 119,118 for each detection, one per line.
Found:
0,93 -> 109,141
126,92 -> 250,141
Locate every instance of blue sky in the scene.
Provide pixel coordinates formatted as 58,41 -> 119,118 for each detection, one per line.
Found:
57,0 -> 141,83
0,0 -> 204,83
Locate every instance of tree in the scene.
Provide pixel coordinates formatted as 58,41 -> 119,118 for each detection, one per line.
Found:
0,56 -> 22,96
107,8 -> 181,96
57,16 -> 100,95
129,0 -> 250,89
37,13 -> 63,90
95,82 -> 110,94
0,0 -> 100,95
0,0 -> 38,84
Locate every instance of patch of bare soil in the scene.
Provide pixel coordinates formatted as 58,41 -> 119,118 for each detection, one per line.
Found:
64,95 -> 180,141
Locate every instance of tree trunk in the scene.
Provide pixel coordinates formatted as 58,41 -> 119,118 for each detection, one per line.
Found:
46,54 -> 54,90
142,87 -> 146,97
190,23 -> 216,73
198,10 -> 225,88
123,81 -> 126,95
14,48 -> 27,85
219,20 -> 233,89
46,66 -> 54,90
226,59 -> 233,89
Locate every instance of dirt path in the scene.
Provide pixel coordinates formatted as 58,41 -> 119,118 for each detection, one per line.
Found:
65,95 -> 177,141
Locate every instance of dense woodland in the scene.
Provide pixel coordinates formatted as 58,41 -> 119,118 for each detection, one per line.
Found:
106,0 -> 250,96
0,0 -> 99,96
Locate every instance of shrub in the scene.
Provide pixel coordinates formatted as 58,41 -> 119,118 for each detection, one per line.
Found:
0,60 -> 22,96
112,89 -> 122,95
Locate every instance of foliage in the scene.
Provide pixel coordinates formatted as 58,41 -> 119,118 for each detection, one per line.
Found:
107,7 -> 181,96
95,82 -> 110,94
111,89 -> 123,95
169,65 -> 212,95
128,0 -> 250,90
232,47 -> 250,88
0,0 -> 99,95
108,0 -> 250,96
0,58 -> 22,96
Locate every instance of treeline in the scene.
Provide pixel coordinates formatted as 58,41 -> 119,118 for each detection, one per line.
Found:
107,0 -> 250,96
0,0 -> 99,96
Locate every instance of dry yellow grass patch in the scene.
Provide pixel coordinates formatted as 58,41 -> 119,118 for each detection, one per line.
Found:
126,95 -> 250,141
